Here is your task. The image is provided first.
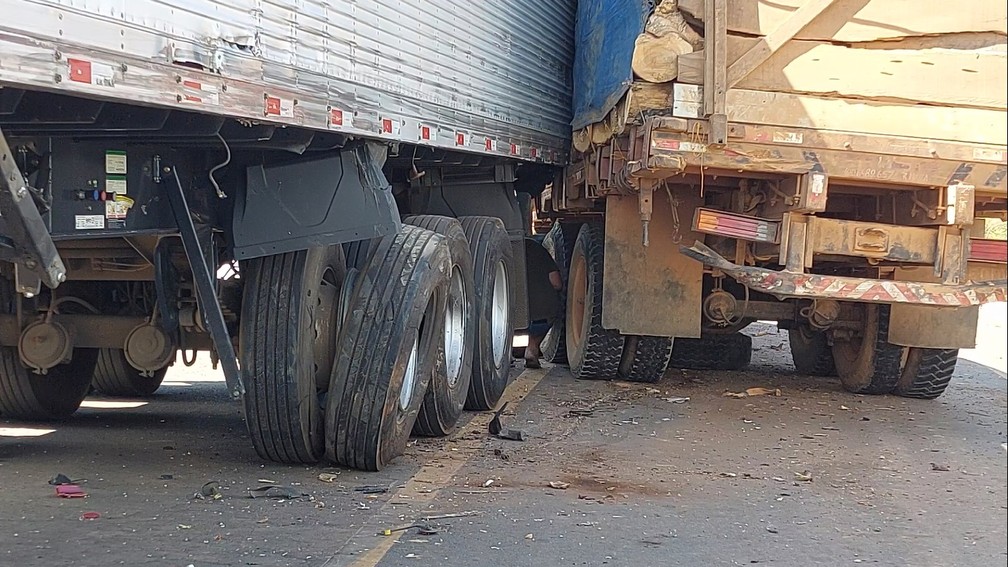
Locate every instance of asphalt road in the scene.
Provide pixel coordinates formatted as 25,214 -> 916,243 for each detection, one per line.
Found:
2,306 -> 1005,567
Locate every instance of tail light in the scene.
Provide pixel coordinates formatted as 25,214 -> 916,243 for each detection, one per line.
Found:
693,208 -> 781,243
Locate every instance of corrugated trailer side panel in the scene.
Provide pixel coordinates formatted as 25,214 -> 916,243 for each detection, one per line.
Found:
0,0 -> 575,162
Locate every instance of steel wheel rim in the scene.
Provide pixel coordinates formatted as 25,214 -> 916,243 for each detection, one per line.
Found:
400,335 -> 420,412
445,266 -> 467,387
491,259 -> 509,369
568,250 -> 587,351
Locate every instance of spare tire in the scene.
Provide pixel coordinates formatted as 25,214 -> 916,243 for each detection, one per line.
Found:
404,215 -> 476,436
325,225 -> 451,470
458,216 -> 514,410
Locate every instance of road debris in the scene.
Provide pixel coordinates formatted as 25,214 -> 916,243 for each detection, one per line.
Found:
354,485 -> 389,494
380,524 -> 438,537
524,533 -> 534,540
930,463 -> 950,472
48,473 -> 76,486
488,401 -> 525,440
79,512 -> 100,521
317,472 -> 340,483
195,481 -> 222,501
794,470 -> 814,482
766,525 -> 779,534
664,397 -> 689,404
548,481 -> 570,490
177,524 -> 192,530
55,485 -> 87,498
723,387 -> 781,398
248,486 -> 307,499
482,479 -> 495,488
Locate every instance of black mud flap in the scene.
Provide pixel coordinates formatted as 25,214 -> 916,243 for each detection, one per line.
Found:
230,141 -> 401,260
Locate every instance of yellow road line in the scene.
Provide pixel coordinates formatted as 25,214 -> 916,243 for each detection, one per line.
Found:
343,366 -> 549,567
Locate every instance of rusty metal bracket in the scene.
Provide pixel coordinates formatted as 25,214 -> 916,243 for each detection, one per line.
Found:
680,240 -> 1006,307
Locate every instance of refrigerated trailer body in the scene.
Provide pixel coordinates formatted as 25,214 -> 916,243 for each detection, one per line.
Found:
0,0 -> 575,468
539,0 -> 1008,395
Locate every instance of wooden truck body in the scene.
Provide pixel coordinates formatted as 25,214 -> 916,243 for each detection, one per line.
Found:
539,0 -> 1007,394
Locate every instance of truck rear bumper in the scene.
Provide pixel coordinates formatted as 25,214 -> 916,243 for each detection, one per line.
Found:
681,241 -> 1007,307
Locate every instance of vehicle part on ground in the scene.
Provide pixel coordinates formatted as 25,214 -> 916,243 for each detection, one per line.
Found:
566,223 -> 625,380
403,215 -> 476,437
831,305 -> 905,395
458,216 -> 515,410
0,278 -> 99,419
894,348 -> 960,399
239,245 -> 346,464
618,335 -> 674,383
325,225 -> 450,470
92,348 -> 169,397
540,220 -> 579,365
788,326 -> 837,377
668,333 -> 752,371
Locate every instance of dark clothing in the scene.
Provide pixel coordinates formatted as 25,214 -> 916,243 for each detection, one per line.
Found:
525,238 -> 561,325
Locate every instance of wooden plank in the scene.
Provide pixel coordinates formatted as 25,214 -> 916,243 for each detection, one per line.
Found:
726,0 -> 837,86
677,36 -> 1007,109
677,0 -> 1008,42
671,86 -> 1008,147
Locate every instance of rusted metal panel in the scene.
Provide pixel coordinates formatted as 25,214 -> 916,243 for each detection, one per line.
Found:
682,241 -> 1007,306
602,192 -> 704,338
969,239 -> 1008,263
806,217 -> 939,264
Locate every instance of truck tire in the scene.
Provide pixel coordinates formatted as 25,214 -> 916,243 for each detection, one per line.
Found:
618,336 -> 674,383
343,239 -> 374,270
565,223 -> 624,380
403,216 -> 476,436
92,348 -> 168,397
239,245 -> 346,464
831,304 -> 904,395
668,333 -> 752,371
894,348 -> 959,399
540,220 -> 579,365
325,225 -> 449,470
788,326 -> 837,377
0,278 -> 99,419
458,216 -> 514,410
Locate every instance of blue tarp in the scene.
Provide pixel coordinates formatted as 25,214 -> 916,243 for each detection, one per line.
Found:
571,0 -> 654,130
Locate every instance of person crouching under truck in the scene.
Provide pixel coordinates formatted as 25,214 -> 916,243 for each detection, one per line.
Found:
523,237 -> 563,369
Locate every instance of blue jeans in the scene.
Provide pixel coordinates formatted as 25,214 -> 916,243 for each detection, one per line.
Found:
528,319 -> 551,339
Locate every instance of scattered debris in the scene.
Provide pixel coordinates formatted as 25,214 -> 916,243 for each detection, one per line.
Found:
354,485 -> 389,494
576,521 -> 598,527
177,524 -> 192,530
256,517 -> 269,524
79,512 -> 100,521
48,473 -> 75,486
664,397 -> 689,404
548,481 -> 570,490
421,511 -> 480,521
488,402 -> 525,440
196,481 -> 222,501
248,486 -> 307,499
524,533 -> 534,540
381,524 -> 437,537
317,472 -> 340,483
723,387 -> 781,399
159,474 -> 174,481
794,470 -> 814,482
719,472 -> 737,478
488,402 -> 509,436
840,405 -> 850,411
821,426 -> 840,431
257,478 -> 277,484
482,479 -> 495,488
766,525 -> 779,534
55,485 -> 87,498
930,463 -> 950,472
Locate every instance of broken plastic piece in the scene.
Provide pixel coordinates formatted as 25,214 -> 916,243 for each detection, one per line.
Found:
48,473 -> 73,486
56,485 -> 86,498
